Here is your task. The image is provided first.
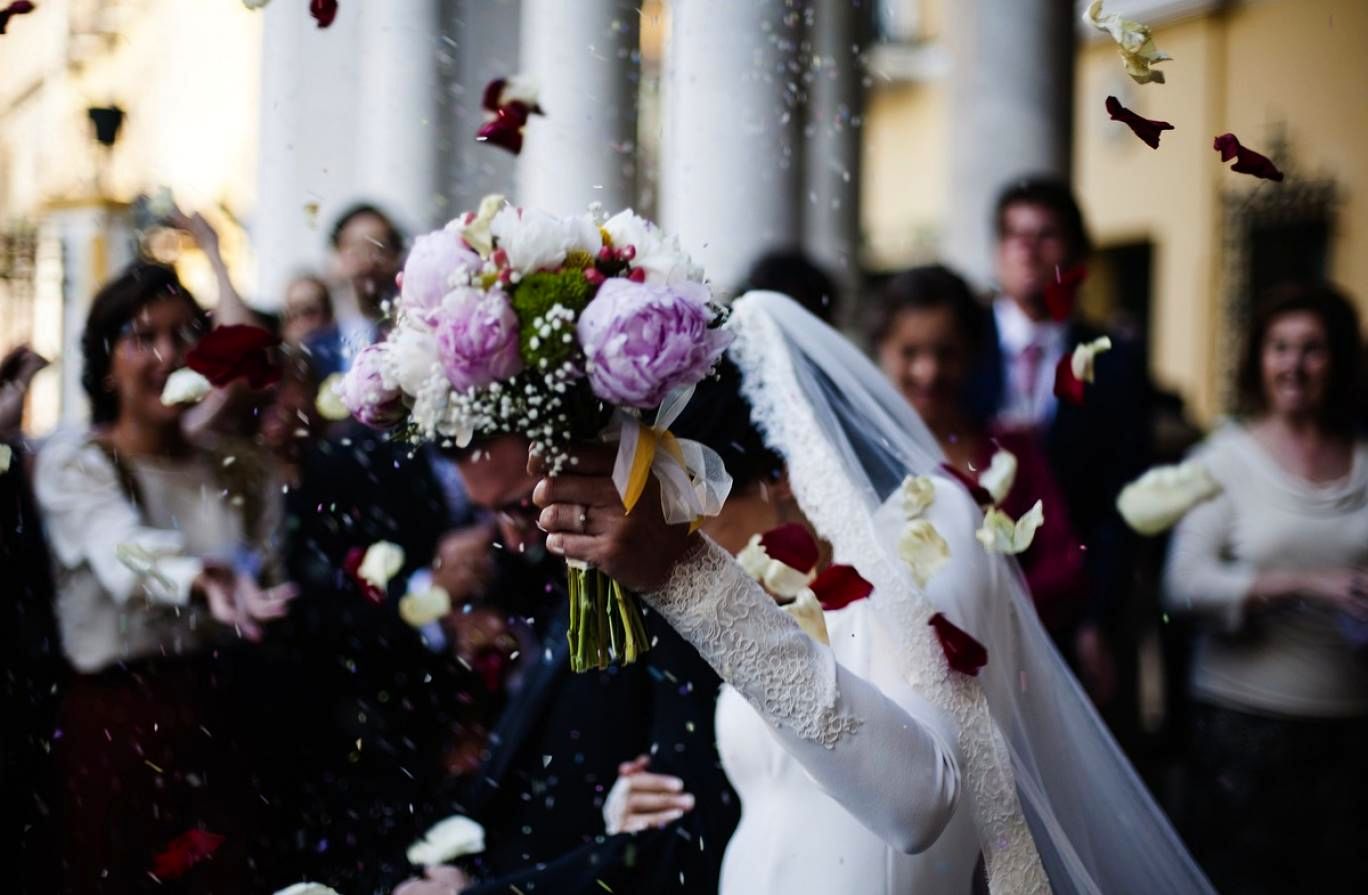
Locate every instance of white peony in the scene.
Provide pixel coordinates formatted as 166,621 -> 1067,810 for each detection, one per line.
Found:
1117,459 -> 1221,536
273,884 -> 341,895
358,541 -> 405,592
976,501 -> 1045,555
407,814 -> 486,867
314,373 -> 350,421
382,320 -> 442,397
783,589 -> 830,645
899,519 -> 951,587
601,209 -> 704,284
900,474 -> 937,520
978,449 -> 1018,506
1070,336 -> 1112,384
490,205 -> 601,273
160,368 -> 212,406
399,585 -> 453,628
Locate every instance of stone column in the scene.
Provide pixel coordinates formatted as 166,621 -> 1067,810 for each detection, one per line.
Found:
660,0 -> 805,294
944,0 -> 1074,286
516,0 -> 640,216
803,0 -> 869,308
354,0 -> 444,235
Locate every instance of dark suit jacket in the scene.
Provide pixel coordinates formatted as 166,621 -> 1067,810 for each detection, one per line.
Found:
437,587 -> 739,895
970,316 -> 1154,627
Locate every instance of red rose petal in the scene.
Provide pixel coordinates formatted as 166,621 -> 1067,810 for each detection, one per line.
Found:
759,522 -> 820,574
0,1 -> 36,36
1105,96 -> 1173,150
344,546 -> 384,605
929,612 -> 988,676
482,78 -> 508,112
185,324 -> 282,389
151,829 -> 225,880
1043,264 -> 1087,323
938,463 -> 993,507
810,564 -> 874,612
476,109 -> 527,155
1213,133 -> 1284,182
1052,352 -> 1086,405
310,0 -> 338,29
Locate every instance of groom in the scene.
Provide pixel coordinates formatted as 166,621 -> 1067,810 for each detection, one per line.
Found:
397,434 -> 738,894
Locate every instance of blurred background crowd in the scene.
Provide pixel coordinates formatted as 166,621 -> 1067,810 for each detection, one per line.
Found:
1,1 -> 1366,893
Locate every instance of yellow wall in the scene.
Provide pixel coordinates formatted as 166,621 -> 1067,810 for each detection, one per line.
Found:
862,82 -> 947,269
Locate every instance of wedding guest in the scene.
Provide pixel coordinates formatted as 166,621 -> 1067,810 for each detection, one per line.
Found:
873,265 -> 1088,634
32,262 -> 297,893
1163,283 -> 1368,894
281,273 -> 335,345
739,248 -> 840,323
388,434 -> 738,895
967,176 -> 1153,708
306,204 -> 404,377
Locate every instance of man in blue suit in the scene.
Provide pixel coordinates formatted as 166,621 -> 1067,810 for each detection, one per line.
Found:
968,177 -> 1154,719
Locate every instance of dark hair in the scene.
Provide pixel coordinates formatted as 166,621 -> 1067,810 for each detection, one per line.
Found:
671,357 -> 783,491
1236,281 -> 1363,433
329,203 -> 404,252
869,264 -> 988,352
739,249 -> 839,323
285,273 -> 335,316
81,262 -> 208,424
994,176 -> 1091,262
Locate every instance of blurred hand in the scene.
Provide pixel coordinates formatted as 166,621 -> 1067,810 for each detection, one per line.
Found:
603,754 -> 696,835
432,523 -> 497,604
531,444 -> 697,593
168,207 -> 221,257
393,864 -> 470,895
194,567 -> 298,642
1297,569 -> 1368,619
0,345 -> 49,437
1074,623 -> 1117,707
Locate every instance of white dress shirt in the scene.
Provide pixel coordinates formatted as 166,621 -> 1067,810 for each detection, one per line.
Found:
992,297 -> 1067,429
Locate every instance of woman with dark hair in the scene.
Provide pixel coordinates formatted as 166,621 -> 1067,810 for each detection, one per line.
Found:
32,261 -> 296,893
1163,282 -> 1368,893
871,265 -> 1088,634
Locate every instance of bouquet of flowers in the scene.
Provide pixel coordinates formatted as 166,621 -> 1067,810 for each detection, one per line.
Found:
340,195 -> 733,671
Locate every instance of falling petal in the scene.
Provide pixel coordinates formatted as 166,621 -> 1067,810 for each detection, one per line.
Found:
185,324 -> 282,388
929,612 -> 988,676
151,829 -> 225,880
1105,96 -> 1174,149
160,367 -> 212,406
1083,0 -> 1172,85
0,2 -> 36,36
309,0 -> 337,29
809,563 -> 874,611
1117,458 -> 1222,535
1213,133 -> 1285,182
783,589 -> 830,644
1043,264 -> 1087,322
975,501 -> 1045,555
978,448 -> 1018,505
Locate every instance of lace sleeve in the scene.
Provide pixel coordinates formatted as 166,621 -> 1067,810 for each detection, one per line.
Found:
647,536 -> 962,853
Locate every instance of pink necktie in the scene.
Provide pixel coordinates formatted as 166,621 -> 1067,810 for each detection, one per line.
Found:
1017,343 -> 1044,414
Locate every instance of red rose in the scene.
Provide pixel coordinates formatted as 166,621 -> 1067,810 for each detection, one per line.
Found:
1105,96 -> 1174,149
185,324 -> 281,389
151,829 -> 225,880
310,0 -> 338,29
1213,133 -> 1285,182
929,612 -> 988,676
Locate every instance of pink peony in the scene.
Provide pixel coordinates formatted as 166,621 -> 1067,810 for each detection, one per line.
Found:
401,227 -> 484,322
340,344 -> 406,429
577,278 -> 731,409
433,286 -> 523,392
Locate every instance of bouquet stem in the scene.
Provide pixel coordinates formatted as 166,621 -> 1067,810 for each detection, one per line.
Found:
566,561 -> 650,672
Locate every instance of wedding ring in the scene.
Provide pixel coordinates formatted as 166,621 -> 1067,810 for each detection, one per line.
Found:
575,505 -> 589,533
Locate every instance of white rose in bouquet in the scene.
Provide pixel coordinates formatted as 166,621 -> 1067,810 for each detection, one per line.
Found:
490,206 -> 601,273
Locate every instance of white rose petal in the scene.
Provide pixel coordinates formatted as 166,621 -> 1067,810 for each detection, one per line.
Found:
978,449 -> 1018,505
898,519 -> 951,587
975,500 -> 1045,555
900,474 -> 937,520
1070,336 -> 1113,384
1117,459 -> 1222,536
1083,0 -> 1172,84
499,73 -> 540,108
399,585 -> 452,628
315,373 -> 350,421
358,541 -> 405,592
273,884 -> 341,895
160,368 -> 212,406
457,194 -> 506,259
783,589 -> 830,645
734,534 -> 815,598
736,535 -> 770,580
407,814 -> 486,867
0,443 -> 11,474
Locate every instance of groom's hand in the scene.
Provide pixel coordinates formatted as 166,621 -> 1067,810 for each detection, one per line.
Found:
530,444 -> 699,593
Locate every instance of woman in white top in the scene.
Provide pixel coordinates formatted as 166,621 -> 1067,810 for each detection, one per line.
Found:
1164,282 -> 1368,893
534,293 -> 1214,893
34,262 -> 294,893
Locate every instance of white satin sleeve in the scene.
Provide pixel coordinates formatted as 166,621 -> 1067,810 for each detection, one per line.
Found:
646,536 -> 961,854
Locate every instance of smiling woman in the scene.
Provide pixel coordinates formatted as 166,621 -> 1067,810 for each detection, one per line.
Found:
32,262 -> 296,892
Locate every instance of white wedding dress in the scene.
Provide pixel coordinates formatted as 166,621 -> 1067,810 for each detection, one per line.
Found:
638,293 -> 1216,895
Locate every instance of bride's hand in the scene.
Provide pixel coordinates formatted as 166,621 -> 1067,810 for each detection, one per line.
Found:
603,754 -> 696,834
530,444 -> 698,593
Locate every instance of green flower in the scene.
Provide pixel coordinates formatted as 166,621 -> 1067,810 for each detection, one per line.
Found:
511,270 -> 595,368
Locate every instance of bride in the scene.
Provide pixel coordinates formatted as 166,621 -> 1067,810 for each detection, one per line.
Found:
533,291 -> 1214,894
